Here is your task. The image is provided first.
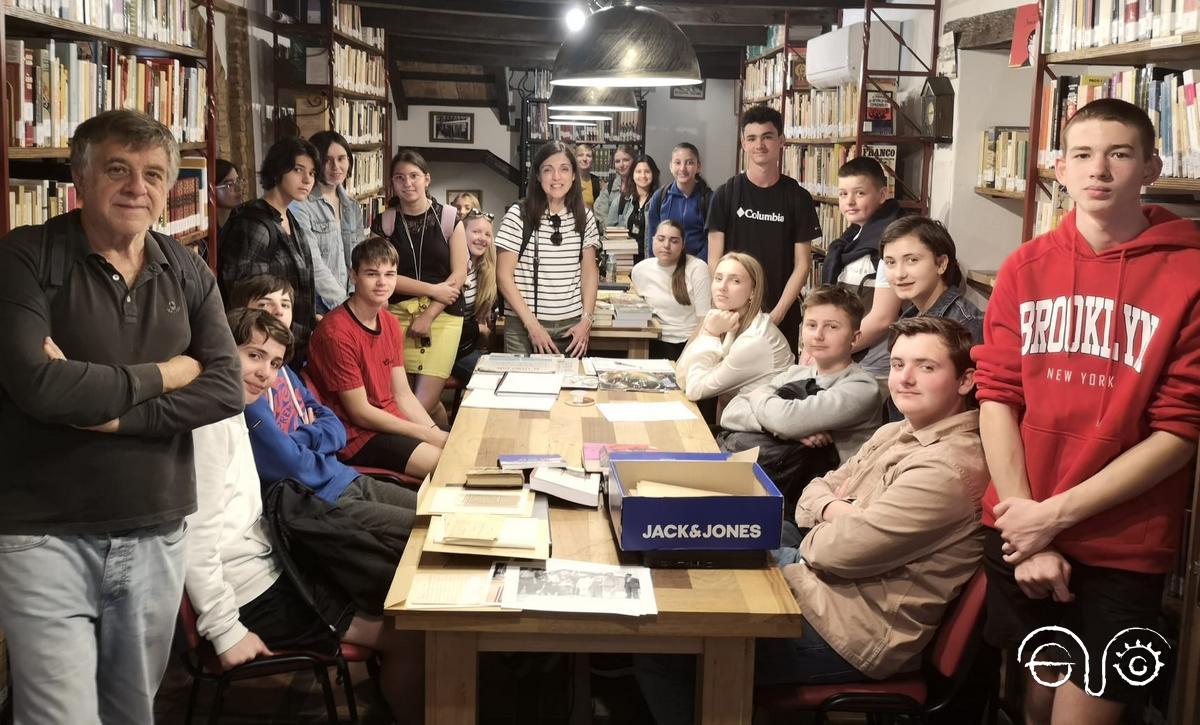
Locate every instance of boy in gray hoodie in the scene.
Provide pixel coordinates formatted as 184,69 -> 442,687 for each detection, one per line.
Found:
720,285 -> 881,517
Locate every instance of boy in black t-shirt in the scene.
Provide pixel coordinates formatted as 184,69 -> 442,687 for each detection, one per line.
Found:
707,105 -> 821,352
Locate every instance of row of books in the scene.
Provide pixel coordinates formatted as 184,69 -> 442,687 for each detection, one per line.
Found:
334,97 -> 385,144
978,126 -> 1031,192
529,112 -> 643,144
813,201 -> 848,253
1036,68 -> 1200,179
346,148 -> 384,198
300,43 -> 386,97
8,178 -> 77,229
1034,188 -> 1073,236
783,143 -> 852,198
784,83 -> 860,140
332,2 -> 385,50
7,0 -> 197,49
742,52 -> 790,100
154,172 -> 207,238
528,69 -> 552,100
5,38 -> 207,148
784,142 -> 899,198
1041,0 -> 1199,55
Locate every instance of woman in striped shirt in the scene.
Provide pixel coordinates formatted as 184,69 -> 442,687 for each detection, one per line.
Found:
495,141 -> 601,356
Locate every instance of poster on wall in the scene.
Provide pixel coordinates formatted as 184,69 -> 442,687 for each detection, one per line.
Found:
936,31 -> 958,78
670,81 -> 706,100
430,111 -> 475,144
1009,3 -> 1040,67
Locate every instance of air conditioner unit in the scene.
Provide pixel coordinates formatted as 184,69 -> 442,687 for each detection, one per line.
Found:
805,23 -> 902,88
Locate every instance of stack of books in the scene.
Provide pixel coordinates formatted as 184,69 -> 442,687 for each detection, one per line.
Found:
612,299 -> 653,328
592,300 -> 615,326
603,230 -> 640,275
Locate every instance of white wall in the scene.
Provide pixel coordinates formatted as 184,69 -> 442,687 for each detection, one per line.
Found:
643,80 -> 739,188
928,0 -> 1034,275
425,162 -> 520,216
392,104 -> 516,159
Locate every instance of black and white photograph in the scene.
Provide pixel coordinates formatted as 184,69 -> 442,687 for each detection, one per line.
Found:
429,111 -> 474,143
500,559 -> 657,616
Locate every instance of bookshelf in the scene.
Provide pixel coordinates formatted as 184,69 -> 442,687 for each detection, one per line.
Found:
0,0 -> 220,269
1021,1 -> 1200,239
271,0 -> 390,209
515,69 -> 647,197
736,16 -> 805,175
753,2 -> 941,254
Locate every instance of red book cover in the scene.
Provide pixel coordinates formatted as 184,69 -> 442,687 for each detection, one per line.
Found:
1010,3 -> 1040,67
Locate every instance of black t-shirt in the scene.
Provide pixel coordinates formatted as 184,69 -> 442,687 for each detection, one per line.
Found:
380,205 -> 464,315
707,173 -> 821,309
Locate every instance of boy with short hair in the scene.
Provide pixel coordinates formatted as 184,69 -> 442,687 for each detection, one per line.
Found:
720,285 -> 881,515
707,104 -> 822,352
233,306 -> 417,538
229,274 -> 296,323
974,98 -> 1200,725
306,237 -> 446,478
821,156 -> 904,354
638,317 -> 989,725
188,307 -> 422,723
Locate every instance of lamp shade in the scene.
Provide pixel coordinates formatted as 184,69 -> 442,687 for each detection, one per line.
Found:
547,85 -> 638,112
549,113 -> 611,121
551,4 -> 702,87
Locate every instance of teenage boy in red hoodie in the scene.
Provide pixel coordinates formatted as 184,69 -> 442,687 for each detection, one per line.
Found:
974,98 -> 1200,724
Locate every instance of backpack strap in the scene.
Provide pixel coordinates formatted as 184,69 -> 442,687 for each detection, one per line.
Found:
150,229 -> 207,315
438,202 -> 457,242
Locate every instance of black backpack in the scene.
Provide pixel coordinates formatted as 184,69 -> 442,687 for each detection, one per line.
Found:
652,181 -> 713,230
38,210 -> 207,311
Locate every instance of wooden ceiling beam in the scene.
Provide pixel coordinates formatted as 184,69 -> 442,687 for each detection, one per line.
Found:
364,9 -> 774,46
357,1 -> 852,22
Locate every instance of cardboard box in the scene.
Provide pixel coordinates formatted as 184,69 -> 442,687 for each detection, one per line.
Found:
607,452 -> 783,553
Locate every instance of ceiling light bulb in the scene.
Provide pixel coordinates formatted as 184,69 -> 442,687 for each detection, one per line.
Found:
565,7 -> 587,33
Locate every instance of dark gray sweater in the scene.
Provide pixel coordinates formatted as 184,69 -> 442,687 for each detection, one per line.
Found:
0,211 -> 243,534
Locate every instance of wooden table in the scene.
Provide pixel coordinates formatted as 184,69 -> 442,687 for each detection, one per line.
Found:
385,390 -> 803,724
493,316 -> 662,358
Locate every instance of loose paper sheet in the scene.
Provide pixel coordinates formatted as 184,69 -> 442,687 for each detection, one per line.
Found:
462,389 -> 557,412
597,401 -> 696,422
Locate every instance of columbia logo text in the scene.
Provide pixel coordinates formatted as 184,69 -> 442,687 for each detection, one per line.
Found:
735,207 -> 786,223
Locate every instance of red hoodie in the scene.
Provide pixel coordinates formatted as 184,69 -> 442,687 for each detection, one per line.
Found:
973,206 -> 1200,573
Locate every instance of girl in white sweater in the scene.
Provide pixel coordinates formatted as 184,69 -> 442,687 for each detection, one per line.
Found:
631,219 -> 711,359
676,252 -> 794,414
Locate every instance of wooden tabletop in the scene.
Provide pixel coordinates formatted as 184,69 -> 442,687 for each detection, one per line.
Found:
385,389 -> 803,639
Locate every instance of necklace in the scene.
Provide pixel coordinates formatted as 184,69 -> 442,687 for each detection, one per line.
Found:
400,201 -> 431,282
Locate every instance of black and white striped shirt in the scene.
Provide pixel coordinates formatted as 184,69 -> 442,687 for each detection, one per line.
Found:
494,205 -> 600,321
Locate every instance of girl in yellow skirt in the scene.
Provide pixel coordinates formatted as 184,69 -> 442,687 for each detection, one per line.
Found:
373,149 -> 468,427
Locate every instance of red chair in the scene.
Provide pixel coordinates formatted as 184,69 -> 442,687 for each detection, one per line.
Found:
756,568 -> 997,725
297,370 -> 422,489
176,595 -> 379,725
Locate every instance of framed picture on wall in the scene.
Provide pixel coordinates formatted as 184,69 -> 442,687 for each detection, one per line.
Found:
429,111 -> 475,144
670,81 -> 706,100
447,189 -> 483,209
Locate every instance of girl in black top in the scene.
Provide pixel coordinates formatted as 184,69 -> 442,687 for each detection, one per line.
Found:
372,149 -> 468,426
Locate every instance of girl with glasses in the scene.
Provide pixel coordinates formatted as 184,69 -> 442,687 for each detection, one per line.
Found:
495,140 -> 601,356
214,158 -> 243,231
372,149 -> 468,427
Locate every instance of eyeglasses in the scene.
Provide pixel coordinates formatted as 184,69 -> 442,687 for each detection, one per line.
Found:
391,172 -> 425,185
216,179 -> 245,191
548,214 -> 562,245
466,208 -> 495,221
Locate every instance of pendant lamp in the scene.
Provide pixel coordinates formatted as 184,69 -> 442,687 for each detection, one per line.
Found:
551,2 -> 702,87
547,85 -> 638,113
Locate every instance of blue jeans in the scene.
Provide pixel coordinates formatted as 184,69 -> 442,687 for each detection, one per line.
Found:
635,546 -> 863,725
0,521 -> 187,724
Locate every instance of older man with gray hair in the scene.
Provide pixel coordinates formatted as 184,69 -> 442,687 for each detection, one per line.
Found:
0,110 -> 242,724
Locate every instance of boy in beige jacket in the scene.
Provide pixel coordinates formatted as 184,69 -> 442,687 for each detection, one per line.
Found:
636,316 -> 989,725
